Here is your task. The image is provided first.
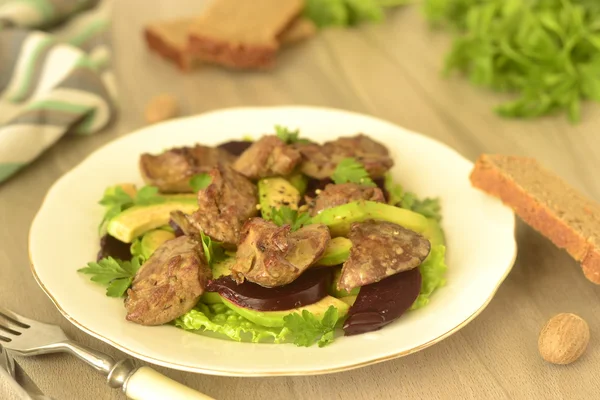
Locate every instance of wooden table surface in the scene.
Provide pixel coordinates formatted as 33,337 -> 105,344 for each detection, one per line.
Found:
2,1 -> 600,399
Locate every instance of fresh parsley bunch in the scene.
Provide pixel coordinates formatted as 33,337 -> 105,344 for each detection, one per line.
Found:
305,0 -> 412,28
425,0 -> 600,122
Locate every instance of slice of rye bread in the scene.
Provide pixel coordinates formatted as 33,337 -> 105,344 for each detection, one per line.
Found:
470,154 -> 600,283
144,16 -> 315,71
187,0 -> 305,69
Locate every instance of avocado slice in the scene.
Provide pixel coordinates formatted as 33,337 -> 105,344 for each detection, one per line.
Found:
158,224 -> 175,234
107,199 -> 198,243
340,295 -> 357,306
201,292 -> 223,304
140,229 -> 176,259
316,237 -> 352,266
286,171 -> 308,196
200,258 -> 235,305
423,218 -> 445,247
258,177 -> 301,220
329,267 -> 360,298
311,200 -> 429,238
212,257 -> 235,278
221,295 -> 350,328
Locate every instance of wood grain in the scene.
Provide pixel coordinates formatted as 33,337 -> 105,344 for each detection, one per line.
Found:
1,1 -> 600,399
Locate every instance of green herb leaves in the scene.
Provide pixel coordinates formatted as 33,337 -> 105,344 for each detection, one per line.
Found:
134,186 -> 165,206
200,231 -> 227,266
304,0 -> 411,28
424,0 -> 600,122
130,237 -> 146,263
305,0 -> 348,27
189,173 -> 212,192
384,173 -> 404,206
270,206 -> 312,231
78,256 -> 141,297
384,174 -> 442,221
283,306 -> 339,347
275,125 -> 300,143
275,125 -> 311,145
98,186 -> 134,228
400,193 -> 442,222
98,184 -> 164,231
332,158 -> 376,187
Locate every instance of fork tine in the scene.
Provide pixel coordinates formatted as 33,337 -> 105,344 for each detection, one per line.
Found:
0,307 -> 31,329
0,323 -> 20,337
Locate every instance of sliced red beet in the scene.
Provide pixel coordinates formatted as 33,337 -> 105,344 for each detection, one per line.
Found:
343,267 -> 421,336
217,141 -> 253,156
97,234 -> 131,262
207,267 -> 332,311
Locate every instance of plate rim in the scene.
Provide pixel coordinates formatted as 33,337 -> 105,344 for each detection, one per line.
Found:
28,105 -> 518,376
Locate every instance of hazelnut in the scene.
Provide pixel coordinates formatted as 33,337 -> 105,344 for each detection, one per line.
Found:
144,94 -> 178,124
538,313 -> 590,365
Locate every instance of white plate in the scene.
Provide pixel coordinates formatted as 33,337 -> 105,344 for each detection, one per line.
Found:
29,106 -> 516,376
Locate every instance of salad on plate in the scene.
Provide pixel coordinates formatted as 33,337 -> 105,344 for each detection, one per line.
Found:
79,126 -> 448,348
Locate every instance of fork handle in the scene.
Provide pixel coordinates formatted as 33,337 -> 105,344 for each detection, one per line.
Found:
58,343 -> 213,399
124,366 -> 214,400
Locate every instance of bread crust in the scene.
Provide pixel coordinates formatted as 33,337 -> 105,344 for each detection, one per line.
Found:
144,26 -> 194,71
186,0 -> 304,69
470,154 -> 600,284
144,17 -> 315,71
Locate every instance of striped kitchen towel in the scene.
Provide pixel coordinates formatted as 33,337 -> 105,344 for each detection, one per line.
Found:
0,0 -> 116,184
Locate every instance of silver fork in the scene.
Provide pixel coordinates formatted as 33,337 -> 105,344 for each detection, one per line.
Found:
0,307 -> 214,400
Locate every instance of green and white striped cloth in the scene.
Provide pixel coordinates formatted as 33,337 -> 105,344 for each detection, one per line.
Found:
0,0 -> 115,183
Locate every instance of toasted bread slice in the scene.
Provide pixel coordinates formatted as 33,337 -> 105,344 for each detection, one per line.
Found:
470,154 -> 600,283
144,16 -> 315,71
187,0 -> 304,69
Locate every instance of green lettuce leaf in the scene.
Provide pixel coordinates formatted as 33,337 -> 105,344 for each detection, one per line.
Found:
401,192 -> 442,222
411,244 -> 448,310
383,174 -> 442,221
175,303 -> 290,343
384,173 -> 404,206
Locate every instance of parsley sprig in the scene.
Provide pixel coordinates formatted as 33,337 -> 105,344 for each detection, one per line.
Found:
283,306 -> 339,347
134,186 -> 166,205
270,206 -> 311,231
275,125 -> 300,143
275,125 -> 311,145
78,256 -> 142,297
189,173 -> 212,192
98,185 -> 165,230
331,158 -> 376,187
